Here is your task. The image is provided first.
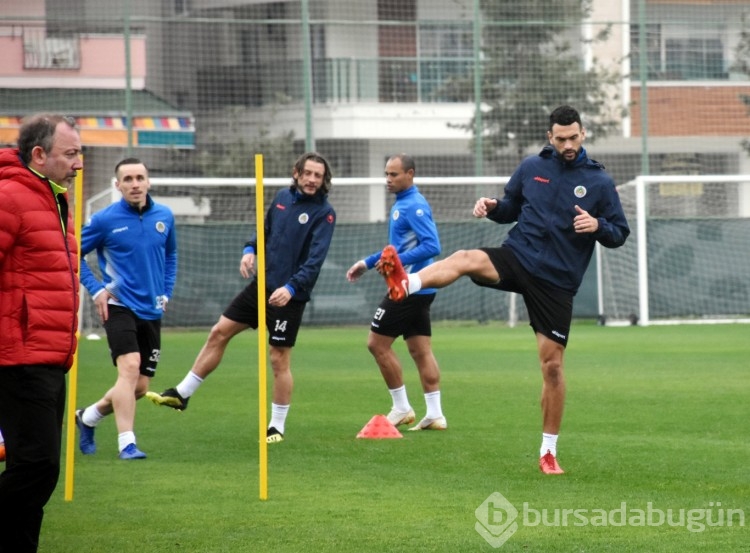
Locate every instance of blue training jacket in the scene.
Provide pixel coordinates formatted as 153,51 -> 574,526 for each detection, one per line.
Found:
245,186 -> 336,302
364,185 -> 440,295
487,145 -> 630,294
80,195 -> 178,320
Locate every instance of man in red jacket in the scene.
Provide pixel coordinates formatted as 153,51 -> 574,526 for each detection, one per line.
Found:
0,114 -> 82,553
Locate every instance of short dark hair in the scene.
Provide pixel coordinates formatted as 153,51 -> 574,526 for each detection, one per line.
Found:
292,152 -> 333,194
115,157 -> 147,176
549,105 -> 582,130
17,114 -> 77,164
387,153 -> 416,174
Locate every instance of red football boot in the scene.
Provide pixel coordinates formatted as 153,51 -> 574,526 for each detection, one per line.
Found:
378,245 -> 409,301
539,450 -> 565,475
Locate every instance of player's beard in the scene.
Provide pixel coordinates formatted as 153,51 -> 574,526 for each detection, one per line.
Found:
562,148 -> 579,163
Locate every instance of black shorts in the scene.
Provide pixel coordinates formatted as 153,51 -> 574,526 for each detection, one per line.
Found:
472,246 -> 573,347
223,280 -> 306,348
103,305 -> 162,377
370,293 -> 435,339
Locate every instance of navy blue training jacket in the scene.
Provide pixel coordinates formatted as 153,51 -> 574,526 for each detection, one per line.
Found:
487,145 -> 630,294
246,186 -> 336,302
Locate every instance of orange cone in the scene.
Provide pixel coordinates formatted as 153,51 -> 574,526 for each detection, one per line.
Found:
356,414 -> 403,439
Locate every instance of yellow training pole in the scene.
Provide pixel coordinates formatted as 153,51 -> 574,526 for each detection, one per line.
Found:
255,154 -> 269,500
64,160 -> 84,501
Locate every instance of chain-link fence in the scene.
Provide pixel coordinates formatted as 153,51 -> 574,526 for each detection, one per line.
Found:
2,0 -> 749,329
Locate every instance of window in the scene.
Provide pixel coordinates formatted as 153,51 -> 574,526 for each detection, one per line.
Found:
23,28 -> 80,70
175,0 -> 189,16
631,22 -> 727,81
665,38 -> 725,80
420,23 -> 473,59
418,23 -> 473,101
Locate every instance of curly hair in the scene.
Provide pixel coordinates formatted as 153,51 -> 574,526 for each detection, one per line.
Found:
292,152 -> 333,194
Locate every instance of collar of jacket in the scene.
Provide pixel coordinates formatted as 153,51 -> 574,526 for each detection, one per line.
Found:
120,193 -> 154,214
541,145 -> 589,167
395,184 -> 419,200
290,185 -> 326,203
27,164 -> 68,194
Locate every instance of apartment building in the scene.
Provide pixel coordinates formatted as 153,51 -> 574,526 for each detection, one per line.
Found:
1,0 -> 748,184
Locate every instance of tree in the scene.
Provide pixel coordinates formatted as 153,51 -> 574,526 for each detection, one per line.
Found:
444,0 -> 625,162
196,103 -> 295,178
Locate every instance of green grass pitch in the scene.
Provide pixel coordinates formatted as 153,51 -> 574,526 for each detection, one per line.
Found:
41,322 -> 747,552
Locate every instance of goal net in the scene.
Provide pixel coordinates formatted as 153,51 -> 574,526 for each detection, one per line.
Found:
82,173 -> 750,332
598,175 -> 750,326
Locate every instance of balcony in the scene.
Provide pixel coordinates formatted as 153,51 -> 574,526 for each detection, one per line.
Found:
0,25 -> 146,89
195,56 -> 474,109
23,28 -> 80,70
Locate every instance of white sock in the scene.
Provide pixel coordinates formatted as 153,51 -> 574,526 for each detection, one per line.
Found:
175,371 -> 204,398
407,274 -> 423,295
541,433 -> 558,457
424,390 -> 443,419
118,431 -> 136,452
389,385 -> 411,413
269,403 -> 290,434
82,405 -> 105,427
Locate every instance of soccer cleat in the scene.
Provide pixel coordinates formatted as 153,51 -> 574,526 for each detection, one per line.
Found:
266,427 -> 284,444
75,409 -> 97,455
118,443 -> 147,460
145,388 -> 189,411
408,415 -> 448,431
378,245 -> 409,301
539,450 -> 565,474
386,407 -> 416,427
0,443 -> 5,462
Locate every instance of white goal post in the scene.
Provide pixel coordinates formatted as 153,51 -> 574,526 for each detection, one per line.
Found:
598,174 -> 750,326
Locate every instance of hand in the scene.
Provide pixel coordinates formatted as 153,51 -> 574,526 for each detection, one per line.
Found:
240,253 -> 256,279
573,205 -> 599,234
473,197 -> 498,218
268,286 -> 291,307
94,290 -> 113,323
346,260 -> 367,282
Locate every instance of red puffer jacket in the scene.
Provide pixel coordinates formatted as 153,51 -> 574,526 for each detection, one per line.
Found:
0,148 -> 79,370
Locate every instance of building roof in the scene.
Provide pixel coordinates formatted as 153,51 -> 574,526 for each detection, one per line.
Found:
0,88 -> 194,148
0,88 -> 187,116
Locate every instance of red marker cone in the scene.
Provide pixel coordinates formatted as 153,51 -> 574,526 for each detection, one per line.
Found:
356,414 -> 403,439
